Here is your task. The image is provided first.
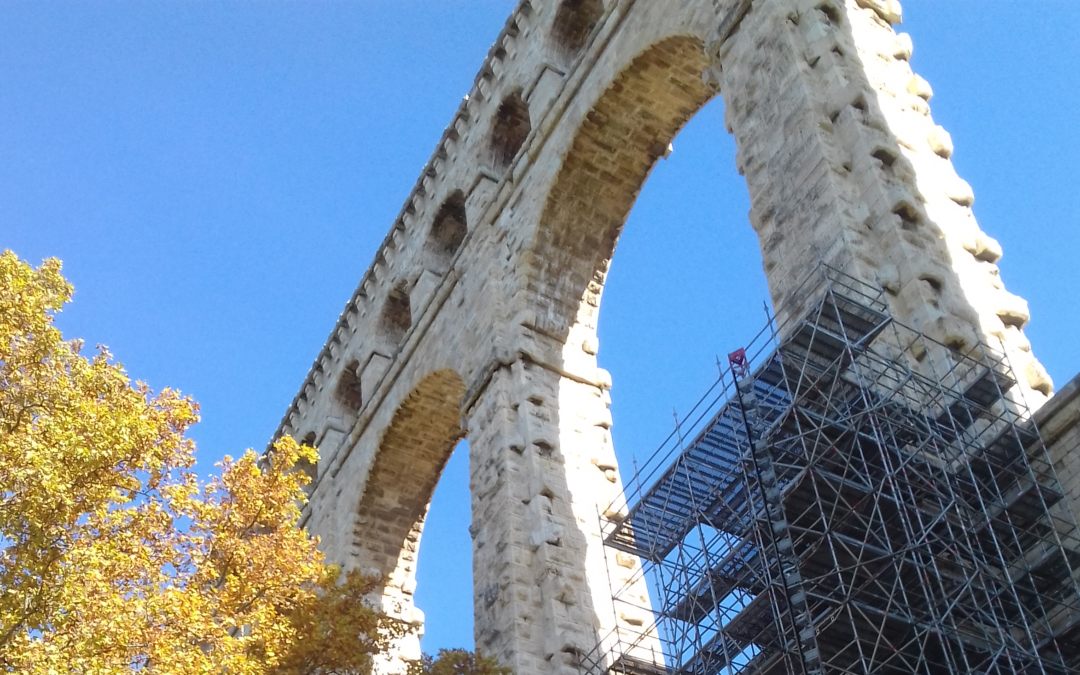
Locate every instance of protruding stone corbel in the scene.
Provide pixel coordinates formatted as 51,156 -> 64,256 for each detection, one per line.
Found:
856,0 -> 902,25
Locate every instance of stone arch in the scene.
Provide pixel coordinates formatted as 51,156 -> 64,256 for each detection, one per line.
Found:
549,0 -> 605,63
528,35 -> 716,340
351,368 -> 467,609
378,284 -> 412,345
335,358 -> 364,411
426,190 -> 468,265
487,90 -> 530,172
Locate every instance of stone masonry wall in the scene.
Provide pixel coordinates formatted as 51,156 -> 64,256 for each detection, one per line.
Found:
1036,373 -> 1080,525
717,0 -> 1051,398
271,2 -> 1060,675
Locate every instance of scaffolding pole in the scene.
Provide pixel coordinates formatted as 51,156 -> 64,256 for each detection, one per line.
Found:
582,266 -> 1080,675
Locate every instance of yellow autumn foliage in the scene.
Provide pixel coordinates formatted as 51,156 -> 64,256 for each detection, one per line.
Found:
0,250 -> 405,674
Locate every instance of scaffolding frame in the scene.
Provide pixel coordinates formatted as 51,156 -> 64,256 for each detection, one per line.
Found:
583,267 -> 1080,675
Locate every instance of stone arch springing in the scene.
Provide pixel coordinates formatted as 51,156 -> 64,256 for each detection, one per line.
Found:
350,368 -> 467,608
487,91 -> 530,172
427,190 -> 468,264
335,358 -> 364,411
549,0 -> 604,62
528,35 -> 715,340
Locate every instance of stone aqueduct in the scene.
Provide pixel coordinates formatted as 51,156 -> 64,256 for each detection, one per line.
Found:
272,1 -> 1058,674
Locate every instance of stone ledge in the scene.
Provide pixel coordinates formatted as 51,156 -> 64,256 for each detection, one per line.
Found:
1034,370 -> 1080,449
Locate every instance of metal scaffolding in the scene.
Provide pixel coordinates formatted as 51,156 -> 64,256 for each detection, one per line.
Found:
584,267 -> 1080,675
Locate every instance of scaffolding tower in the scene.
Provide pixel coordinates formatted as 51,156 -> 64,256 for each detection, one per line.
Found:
585,268 -> 1080,675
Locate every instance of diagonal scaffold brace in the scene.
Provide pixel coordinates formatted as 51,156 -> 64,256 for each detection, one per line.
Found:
728,347 -> 823,675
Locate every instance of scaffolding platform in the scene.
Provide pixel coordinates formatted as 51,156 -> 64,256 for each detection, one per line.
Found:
584,268 -> 1080,675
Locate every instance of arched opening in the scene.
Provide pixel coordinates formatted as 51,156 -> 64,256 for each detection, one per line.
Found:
497,33 -> 784,673
598,98 -> 767,477
528,35 -> 719,341
379,285 -> 412,345
427,190 -> 468,263
549,0 -> 604,62
335,358 -> 363,411
350,369 -> 467,645
487,92 -> 530,172
413,439 -> 473,651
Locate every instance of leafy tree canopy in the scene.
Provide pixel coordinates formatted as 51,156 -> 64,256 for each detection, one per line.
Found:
0,251 -> 508,675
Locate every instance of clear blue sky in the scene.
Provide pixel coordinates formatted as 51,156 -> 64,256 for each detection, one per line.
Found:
2,0 -> 1078,655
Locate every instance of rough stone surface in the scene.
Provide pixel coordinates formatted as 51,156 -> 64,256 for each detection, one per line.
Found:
271,2 -> 1056,673
1035,373 -> 1080,525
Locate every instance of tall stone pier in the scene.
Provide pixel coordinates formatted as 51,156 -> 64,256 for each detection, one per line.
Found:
272,2 -> 1058,674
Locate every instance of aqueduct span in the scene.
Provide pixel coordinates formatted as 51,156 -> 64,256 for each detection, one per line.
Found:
270,1 -> 1075,674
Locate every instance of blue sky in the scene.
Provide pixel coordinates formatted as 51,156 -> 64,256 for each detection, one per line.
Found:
2,0 -> 1078,655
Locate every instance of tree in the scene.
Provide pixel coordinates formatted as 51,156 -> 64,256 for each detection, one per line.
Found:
410,650 -> 511,675
0,250 -> 507,675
